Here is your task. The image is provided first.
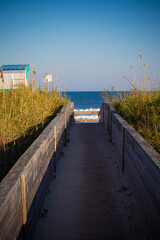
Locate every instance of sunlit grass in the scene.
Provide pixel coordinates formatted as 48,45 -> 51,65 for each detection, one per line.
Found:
114,91 -> 160,153
0,85 -> 69,150
102,55 -> 160,154
0,84 -> 69,181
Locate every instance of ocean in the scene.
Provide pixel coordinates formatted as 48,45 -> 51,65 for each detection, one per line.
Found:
65,91 -> 103,110
65,91 -> 104,121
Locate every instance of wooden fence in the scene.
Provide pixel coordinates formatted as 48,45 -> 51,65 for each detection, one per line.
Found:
1,101 -> 160,239
0,102 -> 74,240
99,102 -> 160,239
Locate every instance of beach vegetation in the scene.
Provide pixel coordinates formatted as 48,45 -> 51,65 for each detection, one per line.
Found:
102,55 -> 160,153
0,83 -> 69,181
114,91 -> 160,153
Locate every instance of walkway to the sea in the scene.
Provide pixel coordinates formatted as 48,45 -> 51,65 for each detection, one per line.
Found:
33,123 -> 148,240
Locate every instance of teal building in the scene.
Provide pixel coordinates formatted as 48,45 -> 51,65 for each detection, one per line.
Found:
0,64 -> 30,90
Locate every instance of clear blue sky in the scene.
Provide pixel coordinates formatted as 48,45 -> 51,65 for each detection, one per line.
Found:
0,0 -> 160,90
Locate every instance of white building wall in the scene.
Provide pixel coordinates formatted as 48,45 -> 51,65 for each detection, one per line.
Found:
0,70 -> 26,89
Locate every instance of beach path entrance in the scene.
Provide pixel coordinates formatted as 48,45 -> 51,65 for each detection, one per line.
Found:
33,123 -> 148,240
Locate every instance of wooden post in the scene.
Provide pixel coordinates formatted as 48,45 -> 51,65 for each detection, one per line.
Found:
107,107 -> 109,131
103,103 -> 104,123
109,111 -> 112,143
64,112 -> 67,142
73,110 -> 75,123
122,126 -> 125,172
71,112 -> 74,125
45,81 -> 49,94
20,175 -> 27,240
54,126 -> 57,172
69,108 -> 73,126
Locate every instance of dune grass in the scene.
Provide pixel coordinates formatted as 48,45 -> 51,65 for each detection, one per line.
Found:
102,56 -> 160,154
114,91 -> 160,153
0,84 -> 69,181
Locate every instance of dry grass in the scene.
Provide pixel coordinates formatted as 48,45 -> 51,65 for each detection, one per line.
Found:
0,84 -> 69,181
102,55 -> 160,153
114,91 -> 160,153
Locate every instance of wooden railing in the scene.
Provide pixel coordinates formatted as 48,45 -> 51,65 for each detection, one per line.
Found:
0,103 -> 74,240
99,102 -> 160,238
74,110 -> 99,122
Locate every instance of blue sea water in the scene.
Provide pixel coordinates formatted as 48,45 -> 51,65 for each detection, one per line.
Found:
65,91 -> 103,110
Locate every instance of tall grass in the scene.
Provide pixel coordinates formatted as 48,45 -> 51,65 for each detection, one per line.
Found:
114,91 -> 160,153
102,55 -> 160,153
0,84 -> 69,181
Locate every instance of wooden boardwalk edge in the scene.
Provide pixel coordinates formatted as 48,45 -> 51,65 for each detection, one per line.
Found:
74,110 -> 99,115
75,119 -> 98,122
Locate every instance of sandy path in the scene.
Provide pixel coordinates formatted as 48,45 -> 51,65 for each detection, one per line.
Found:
33,123 -> 148,240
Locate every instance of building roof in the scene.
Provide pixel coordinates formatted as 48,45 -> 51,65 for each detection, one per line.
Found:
0,64 -> 30,70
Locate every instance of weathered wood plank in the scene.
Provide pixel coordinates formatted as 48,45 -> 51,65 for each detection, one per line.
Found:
74,110 -> 99,115
54,126 -> 57,172
100,101 -> 160,238
122,127 -> 125,172
0,180 -> 22,240
20,175 -> 27,240
125,154 -> 159,220
74,119 -> 98,122
0,102 -> 74,240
